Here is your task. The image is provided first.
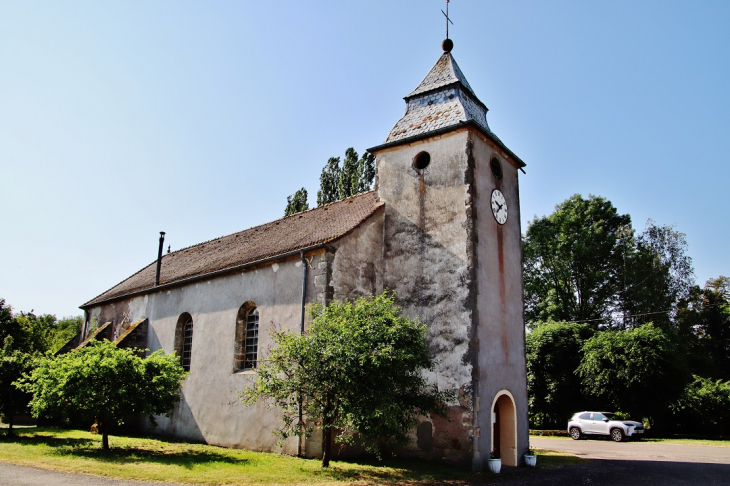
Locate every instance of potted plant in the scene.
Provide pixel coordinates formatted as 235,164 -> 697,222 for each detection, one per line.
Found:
524,447 -> 537,467
487,449 -> 501,473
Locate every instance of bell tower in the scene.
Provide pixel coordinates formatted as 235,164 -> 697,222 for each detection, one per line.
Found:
368,39 -> 529,469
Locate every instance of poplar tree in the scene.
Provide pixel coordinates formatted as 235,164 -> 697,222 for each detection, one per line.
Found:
315,148 -> 375,207
316,156 -> 342,206
284,188 -> 309,216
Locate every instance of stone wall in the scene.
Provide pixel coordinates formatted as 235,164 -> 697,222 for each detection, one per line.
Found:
372,129 -> 476,465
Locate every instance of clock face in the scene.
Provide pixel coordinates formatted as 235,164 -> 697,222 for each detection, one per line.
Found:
491,189 -> 508,225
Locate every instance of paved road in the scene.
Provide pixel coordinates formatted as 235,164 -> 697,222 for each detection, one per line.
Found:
530,436 -> 730,464
474,437 -> 730,486
479,459 -> 730,485
0,462 -> 187,486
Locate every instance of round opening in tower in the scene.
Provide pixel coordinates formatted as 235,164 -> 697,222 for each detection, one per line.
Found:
490,158 -> 503,180
414,152 -> 431,171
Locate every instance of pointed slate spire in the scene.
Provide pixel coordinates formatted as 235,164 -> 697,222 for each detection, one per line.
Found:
405,51 -> 476,100
374,43 -> 525,167
384,49 -> 490,144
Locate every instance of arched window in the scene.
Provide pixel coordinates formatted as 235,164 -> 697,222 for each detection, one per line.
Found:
175,313 -> 194,372
234,303 -> 259,371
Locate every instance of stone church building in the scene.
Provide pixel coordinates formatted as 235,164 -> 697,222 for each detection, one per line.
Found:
79,42 -> 529,469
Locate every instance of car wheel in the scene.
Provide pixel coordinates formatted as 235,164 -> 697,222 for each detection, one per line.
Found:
611,428 -> 624,442
570,427 -> 582,440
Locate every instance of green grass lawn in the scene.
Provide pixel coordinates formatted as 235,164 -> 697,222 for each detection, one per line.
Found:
0,427 -> 582,485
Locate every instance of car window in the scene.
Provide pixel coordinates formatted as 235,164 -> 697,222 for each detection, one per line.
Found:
579,413 -> 591,420
593,413 -> 606,421
604,413 -> 615,420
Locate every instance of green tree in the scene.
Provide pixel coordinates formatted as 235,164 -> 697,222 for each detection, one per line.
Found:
525,321 -> 595,429
284,188 -> 310,216
0,304 -> 51,355
523,194 -> 631,326
0,304 -> 82,355
677,276 -> 730,380
0,300 -> 13,341
621,221 -> 694,330
0,300 -> 20,359
355,151 -> 375,194
48,315 -> 83,354
338,148 -> 360,200
0,348 -> 33,436
242,291 -> 452,467
0,300 -> 52,432
316,148 -> 375,206
316,156 -> 341,206
578,323 -> 688,428
20,340 -> 187,449
671,375 -> 730,436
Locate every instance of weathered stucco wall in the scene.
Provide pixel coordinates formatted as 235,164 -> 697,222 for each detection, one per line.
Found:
330,208 -> 384,302
470,132 -> 529,468
86,255 -> 318,453
374,129 -> 475,465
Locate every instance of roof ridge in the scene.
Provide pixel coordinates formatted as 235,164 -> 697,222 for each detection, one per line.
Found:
279,189 -> 375,220
163,190 -> 376,256
82,190 -> 381,309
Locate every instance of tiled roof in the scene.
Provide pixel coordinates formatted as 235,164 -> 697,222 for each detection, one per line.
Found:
76,321 -> 111,349
380,51 -> 525,167
83,191 -> 382,308
114,318 -> 147,345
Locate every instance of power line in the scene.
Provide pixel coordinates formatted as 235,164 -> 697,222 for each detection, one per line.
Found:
565,303 -> 727,325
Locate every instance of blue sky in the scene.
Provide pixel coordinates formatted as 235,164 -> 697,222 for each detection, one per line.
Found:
1,0 -> 728,318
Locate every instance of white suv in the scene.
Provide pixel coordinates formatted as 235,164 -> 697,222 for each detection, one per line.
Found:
568,411 -> 644,442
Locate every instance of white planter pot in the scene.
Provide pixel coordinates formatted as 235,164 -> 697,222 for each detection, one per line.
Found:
487,458 -> 501,473
524,454 -> 537,467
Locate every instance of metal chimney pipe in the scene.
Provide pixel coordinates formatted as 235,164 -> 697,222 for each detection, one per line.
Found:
155,232 -> 166,286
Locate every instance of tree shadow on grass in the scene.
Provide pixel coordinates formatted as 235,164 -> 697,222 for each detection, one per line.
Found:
308,457 -> 480,484
1,430 -> 481,483
0,433 -> 97,449
0,433 -> 249,469
64,447 -> 249,469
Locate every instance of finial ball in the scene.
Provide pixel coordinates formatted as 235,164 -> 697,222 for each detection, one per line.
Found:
442,38 -> 454,52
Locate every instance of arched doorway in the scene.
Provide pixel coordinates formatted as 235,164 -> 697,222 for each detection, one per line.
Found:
491,390 -> 517,466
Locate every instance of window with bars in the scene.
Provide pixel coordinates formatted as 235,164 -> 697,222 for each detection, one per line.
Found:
243,308 -> 259,369
181,317 -> 194,372
234,303 -> 259,371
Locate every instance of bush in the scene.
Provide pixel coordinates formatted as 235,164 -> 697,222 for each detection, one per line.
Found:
19,340 -> 187,449
671,375 -> 730,437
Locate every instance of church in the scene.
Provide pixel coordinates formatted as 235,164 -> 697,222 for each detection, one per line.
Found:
79,38 -> 530,470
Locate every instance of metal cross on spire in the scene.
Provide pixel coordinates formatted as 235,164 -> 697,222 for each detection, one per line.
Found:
442,0 -> 454,39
